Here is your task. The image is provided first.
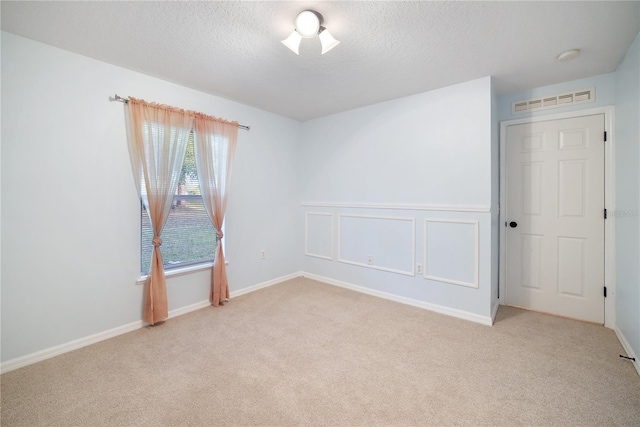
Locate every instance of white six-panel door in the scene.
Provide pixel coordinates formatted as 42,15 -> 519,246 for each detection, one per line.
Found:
505,114 -> 605,323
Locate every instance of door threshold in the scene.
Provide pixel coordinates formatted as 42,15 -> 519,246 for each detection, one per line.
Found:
504,304 -> 604,326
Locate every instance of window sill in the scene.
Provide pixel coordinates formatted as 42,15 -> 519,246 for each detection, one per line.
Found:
136,261 -> 228,285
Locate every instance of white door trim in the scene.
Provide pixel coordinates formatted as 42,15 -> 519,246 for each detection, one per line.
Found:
499,106 -> 616,328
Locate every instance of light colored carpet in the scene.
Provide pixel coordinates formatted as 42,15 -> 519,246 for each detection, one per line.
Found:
1,277 -> 639,426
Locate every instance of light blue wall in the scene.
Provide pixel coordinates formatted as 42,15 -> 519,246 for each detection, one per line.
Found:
300,78 -> 493,207
614,31 -> 640,364
299,78 -> 494,320
498,73 -> 616,122
1,32 -> 498,365
1,32 -> 301,362
491,78 -> 500,309
3,28 -> 636,367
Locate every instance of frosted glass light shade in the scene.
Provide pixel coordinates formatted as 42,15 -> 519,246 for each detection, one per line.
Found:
281,30 -> 302,55
295,11 -> 320,37
319,27 -> 340,54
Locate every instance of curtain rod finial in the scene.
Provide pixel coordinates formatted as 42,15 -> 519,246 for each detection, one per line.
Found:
110,94 -> 129,104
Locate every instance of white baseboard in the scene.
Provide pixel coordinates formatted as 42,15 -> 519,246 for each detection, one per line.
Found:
0,319 -> 145,374
614,326 -> 640,377
0,272 -> 301,374
167,299 -> 211,319
491,301 -> 500,325
1,271 -> 490,373
301,272 -> 493,326
229,271 -> 302,299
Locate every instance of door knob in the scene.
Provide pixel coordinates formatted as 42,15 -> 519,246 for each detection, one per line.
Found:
509,221 -> 518,228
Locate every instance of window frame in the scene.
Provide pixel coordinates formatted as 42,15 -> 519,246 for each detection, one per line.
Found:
137,130 -> 225,281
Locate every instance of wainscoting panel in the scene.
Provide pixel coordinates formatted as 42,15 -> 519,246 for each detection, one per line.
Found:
424,218 -> 479,288
338,214 -> 415,276
305,212 -> 334,260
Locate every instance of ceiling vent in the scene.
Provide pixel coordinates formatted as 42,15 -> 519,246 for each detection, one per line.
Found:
512,88 -> 594,114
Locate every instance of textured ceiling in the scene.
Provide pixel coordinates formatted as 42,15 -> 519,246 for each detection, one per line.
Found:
2,1 -> 639,121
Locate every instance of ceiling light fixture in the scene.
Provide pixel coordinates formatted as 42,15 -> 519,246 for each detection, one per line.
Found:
557,49 -> 581,62
282,10 -> 340,55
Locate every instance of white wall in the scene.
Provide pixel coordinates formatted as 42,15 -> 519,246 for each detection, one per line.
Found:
0,32 -> 300,363
614,31 -> 640,366
299,77 -> 495,321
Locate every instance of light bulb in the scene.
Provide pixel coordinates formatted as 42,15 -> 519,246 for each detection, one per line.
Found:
295,11 -> 320,38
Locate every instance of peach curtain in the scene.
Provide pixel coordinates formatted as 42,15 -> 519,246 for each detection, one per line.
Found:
193,114 -> 238,306
126,97 -> 193,324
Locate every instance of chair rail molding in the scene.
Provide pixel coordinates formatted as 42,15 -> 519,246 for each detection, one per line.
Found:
300,201 -> 491,213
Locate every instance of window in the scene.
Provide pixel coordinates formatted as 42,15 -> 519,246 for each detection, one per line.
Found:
140,132 -> 217,275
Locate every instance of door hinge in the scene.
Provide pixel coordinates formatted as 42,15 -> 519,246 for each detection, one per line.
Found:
604,131 -> 607,142
604,208 -> 608,219
604,286 -> 607,298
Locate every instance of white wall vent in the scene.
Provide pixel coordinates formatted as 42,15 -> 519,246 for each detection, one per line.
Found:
512,88 -> 595,114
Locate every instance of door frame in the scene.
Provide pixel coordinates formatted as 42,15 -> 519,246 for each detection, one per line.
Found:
499,106 -> 616,328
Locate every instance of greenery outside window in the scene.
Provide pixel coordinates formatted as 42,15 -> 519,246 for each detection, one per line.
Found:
140,132 -> 217,275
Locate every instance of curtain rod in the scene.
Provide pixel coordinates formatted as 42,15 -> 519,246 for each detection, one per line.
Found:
109,94 -> 250,131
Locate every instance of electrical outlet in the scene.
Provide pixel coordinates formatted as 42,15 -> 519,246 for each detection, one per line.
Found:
416,263 -> 423,274
261,250 -> 266,259
367,256 -> 374,265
